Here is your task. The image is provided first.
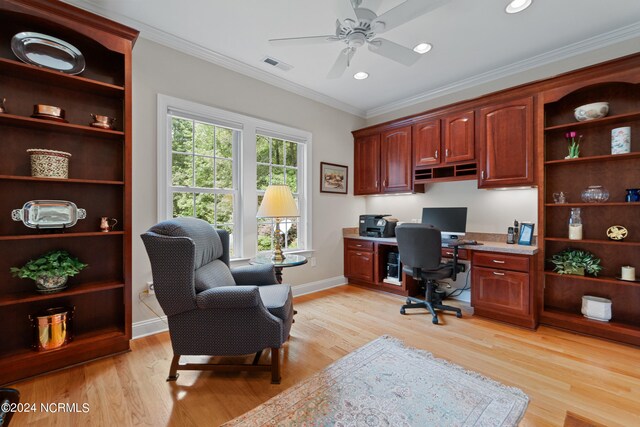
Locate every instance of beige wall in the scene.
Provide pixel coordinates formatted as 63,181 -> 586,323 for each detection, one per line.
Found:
132,38 -> 366,323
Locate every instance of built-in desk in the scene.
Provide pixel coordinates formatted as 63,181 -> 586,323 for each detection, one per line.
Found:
343,234 -> 539,328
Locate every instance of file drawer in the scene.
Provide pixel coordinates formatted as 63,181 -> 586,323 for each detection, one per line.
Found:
472,252 -> 529,272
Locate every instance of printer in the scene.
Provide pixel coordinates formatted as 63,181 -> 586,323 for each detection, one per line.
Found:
359,214 -> 397,238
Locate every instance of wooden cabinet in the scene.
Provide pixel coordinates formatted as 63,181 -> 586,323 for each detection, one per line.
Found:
443,110 -> 475,163
540,77 -> 640,346
413,119 -> 440,167
354,134 -> 381,195
414,111 -> 475,167
471,251 -> 537,328
381,126 -> 413,193
353,126 -> 418,195
478,97 -> 534,188
0,1 -> 137,385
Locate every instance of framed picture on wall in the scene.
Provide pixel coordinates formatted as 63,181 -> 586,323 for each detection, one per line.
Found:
518,222 -> 535,245
320,162 -> 348,194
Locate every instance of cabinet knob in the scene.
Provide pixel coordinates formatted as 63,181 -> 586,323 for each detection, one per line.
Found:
481,170 -> 485,179
445,148 -> 449,157
492,271 -> 505,276
355,252 -> 363,256
383,179 -> 388,187
435,150 -> 438,159
445,252 -> 453,256
492,259 -> 506,264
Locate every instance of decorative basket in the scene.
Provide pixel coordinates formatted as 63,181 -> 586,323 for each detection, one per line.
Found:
27,148 -> 71,178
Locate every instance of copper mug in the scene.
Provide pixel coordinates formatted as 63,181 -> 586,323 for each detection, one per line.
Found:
100,217 -> 118,232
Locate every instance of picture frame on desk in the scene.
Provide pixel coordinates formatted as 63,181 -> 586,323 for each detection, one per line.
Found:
518,222 -> 535,245
320,162 -> 348,194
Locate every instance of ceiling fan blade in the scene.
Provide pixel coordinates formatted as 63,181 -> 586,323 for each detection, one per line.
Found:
368,38 -> 421,66
336,0 -> 359,22
364,0 -> 384,13
269,35 -> 339,46
327,48 -> 355,79
373,0 -> 450,33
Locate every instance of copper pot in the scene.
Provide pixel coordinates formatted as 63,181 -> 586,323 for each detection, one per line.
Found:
33,104 -> 65,118
90,113 -> 116,129
29,306 -> 74,351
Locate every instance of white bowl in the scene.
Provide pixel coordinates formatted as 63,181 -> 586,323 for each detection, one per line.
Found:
574,102 -> 609,121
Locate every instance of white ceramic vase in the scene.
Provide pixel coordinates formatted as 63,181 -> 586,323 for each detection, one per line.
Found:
611,127 -> 631,154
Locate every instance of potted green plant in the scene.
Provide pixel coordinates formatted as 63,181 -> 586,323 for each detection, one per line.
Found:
10,250 -> 88,293
549,249 -> 602,276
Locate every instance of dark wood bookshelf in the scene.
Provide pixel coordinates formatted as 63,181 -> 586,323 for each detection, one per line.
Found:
544,202 -> 639,207
544,237 -> 640,247
0,175 -> 124,185
0,231 -> 125,241
0,113 -> 125,139
544,272 -> 640,288
544,151 -> 640,165
544,111 -> 640,132
0,281 -> 125,306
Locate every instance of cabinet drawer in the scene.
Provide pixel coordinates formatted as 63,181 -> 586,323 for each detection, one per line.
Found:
441,248 -> 468,260
345,249 -> 374,282
345,239 -> 374,251
472,252 -> 529,272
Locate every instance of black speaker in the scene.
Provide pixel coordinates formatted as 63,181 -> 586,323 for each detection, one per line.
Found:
387,252 -> 400,279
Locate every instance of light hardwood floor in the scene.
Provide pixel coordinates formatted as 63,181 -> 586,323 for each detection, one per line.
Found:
9,285 -> 640,426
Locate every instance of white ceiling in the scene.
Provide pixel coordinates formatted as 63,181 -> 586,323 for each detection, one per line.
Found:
65,0 -> 640,117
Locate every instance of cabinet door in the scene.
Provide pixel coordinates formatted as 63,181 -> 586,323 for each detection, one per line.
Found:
345,249 -> 374,282
381,126 -> 413,193
354,134 -> 381,195
413,119 -> 441,167
443,110 -> 475,164
478,97 -> 534,188
471,266 -> 530,315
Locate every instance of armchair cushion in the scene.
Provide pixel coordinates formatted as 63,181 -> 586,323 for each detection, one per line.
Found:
148,217 -> 223,269
195,259 -> 236,292
195,286 -> 261,309
258,284 -> 293,323
231,264 -> 278,286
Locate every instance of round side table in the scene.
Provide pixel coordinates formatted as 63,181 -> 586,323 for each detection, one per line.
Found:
250,253 -> 307,284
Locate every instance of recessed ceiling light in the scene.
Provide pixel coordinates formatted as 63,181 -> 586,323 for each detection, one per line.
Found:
413,43 -> 432,54
505,0 -> 532,14
353,71 -> 369,80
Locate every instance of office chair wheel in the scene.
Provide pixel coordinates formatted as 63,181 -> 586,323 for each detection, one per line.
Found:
456,312 -> 462,318
400,308 -> 406,315
432,317 -> 438,324
406,298 -> 412,304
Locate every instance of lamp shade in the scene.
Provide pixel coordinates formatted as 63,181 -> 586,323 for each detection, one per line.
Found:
257,185 -> 299,218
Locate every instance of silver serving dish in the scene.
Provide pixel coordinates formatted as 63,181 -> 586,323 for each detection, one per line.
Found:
11,32 -> 85,75
12,200 -> 86,229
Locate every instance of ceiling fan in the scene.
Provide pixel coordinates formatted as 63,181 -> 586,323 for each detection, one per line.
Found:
269,0 -> 450,78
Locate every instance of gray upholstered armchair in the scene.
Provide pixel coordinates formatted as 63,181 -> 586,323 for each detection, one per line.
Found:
141,217 -> 293,384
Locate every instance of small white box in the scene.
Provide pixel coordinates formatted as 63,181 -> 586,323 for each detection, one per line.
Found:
581,296 -> 612,322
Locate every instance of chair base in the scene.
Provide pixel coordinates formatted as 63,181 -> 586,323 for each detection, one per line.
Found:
167,347 -> 281,384
400,292 -> 462,324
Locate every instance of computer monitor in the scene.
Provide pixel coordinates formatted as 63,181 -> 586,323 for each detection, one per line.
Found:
421,207 -> 468,241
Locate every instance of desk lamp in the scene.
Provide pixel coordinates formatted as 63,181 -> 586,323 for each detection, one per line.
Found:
256,185 -> 299,261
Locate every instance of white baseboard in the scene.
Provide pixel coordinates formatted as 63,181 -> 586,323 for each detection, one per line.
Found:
132,315 -> 168,339
131,275 -> 347,339
291,275 -> 347,297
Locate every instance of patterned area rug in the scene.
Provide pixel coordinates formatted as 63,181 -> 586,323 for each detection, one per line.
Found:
223,336 -> 529,426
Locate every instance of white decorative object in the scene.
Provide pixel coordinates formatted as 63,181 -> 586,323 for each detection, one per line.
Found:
574,102 -> 609,121
611,126 -> 631,154
581,296 -> 612,322
621,266 -> 636,281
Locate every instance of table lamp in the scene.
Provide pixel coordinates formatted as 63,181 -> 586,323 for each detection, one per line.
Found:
256,185 -> 299,261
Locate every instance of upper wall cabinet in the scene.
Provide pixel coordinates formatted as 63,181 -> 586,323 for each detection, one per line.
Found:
354,134 -> 381,195
478,97 -> 534,188
381,126 -> 413,193
413,111 -> 475,168
443,110 -> 475,163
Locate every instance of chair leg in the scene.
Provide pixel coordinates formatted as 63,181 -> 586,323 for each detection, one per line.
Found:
252,350 -> 263,365
434,302 -> 463,318
167,354 -> 180,381
270,347 -> 281,384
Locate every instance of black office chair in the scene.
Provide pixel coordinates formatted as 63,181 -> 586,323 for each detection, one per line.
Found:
0,388 -> 20,426
396,223 -> 464,324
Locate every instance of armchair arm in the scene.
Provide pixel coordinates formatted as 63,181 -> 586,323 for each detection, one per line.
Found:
195,286 -> 261,309
231,264 -> 278,286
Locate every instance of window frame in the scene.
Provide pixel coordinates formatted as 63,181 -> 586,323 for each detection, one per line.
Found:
157,94 -> 312,259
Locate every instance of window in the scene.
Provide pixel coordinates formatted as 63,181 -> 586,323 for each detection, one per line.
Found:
158,95 -> 312,259
169,115 -> 238,255
256,135 -> 302,252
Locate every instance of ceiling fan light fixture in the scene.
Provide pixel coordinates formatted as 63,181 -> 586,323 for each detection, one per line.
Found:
505,0 -> 532,14
353,71 -> 369,80
413,43 -> 432,54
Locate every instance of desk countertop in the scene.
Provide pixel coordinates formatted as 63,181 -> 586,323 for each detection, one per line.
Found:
343,234 -> 539,255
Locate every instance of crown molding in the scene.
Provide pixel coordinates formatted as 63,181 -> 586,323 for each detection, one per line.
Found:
62,1 -> 367,118
365,21 -> 640,119
62,2 -> 640,121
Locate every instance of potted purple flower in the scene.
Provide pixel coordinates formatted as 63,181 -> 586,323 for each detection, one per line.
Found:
565,131 -> 582,159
